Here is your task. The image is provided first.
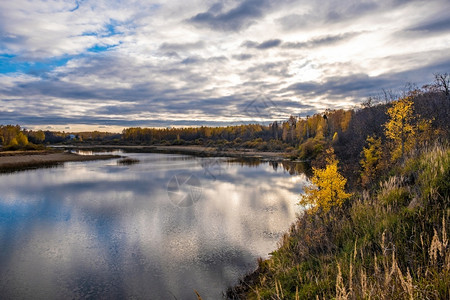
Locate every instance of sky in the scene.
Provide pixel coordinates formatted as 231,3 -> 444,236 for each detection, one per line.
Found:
1,0 -> 449,132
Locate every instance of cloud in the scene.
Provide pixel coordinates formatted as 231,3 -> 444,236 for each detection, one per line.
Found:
0,0 -> 145,59
325,1 -> 379,22
283,32 -> 360,49
0,0 -> 449,129
243,39 -> 282,50
159,41 -> 205,52
232,54 -> 253,61
181,56 -> 203,65
188,0 -> 271,32
246,61 -> 291,79
287,74 -> 394,98
408,17 -> 450,33
285,56 -> 450,101
275,0 -> 430,31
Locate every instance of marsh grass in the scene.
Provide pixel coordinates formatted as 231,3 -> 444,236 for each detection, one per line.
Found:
117,158 -> 140,165
0,161 -> 61,174
227,145 -> 450,299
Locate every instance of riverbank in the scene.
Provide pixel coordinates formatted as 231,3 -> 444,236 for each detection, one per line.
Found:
0,150 -> 120,172
56,145 -> 293,162
227,145 -> 450,299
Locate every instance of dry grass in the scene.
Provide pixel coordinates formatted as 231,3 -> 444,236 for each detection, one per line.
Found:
227,145 -> 450,299
334,222 -> 448,299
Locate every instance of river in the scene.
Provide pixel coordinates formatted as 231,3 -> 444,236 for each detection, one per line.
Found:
0,152 -> 307,299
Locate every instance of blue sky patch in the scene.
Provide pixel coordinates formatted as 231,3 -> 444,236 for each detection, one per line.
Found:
0,55 -> 71,75
87,43 -> 120,53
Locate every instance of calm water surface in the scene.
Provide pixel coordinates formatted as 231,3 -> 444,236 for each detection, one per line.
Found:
0,152 -> 307,299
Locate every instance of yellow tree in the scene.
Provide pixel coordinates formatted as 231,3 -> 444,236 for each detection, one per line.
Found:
33,130 -> 46,143
16,132 -> 28,147
8,137 -> 18,147
360,135 -> 383,187
384,96 -> 415,160
299,148 -> 352,213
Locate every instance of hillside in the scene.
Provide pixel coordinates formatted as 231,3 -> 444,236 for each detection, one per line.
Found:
227,144 -> 449,299
226,83 -> 450,299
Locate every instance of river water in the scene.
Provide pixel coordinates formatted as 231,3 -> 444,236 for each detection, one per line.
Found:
0,152 -> 307,299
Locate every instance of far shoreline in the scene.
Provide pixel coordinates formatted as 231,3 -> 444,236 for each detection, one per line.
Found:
56,144 -> 303,162
0,150 -> 121,173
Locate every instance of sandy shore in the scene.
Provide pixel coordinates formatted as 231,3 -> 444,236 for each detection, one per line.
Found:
0,151 -> 120,172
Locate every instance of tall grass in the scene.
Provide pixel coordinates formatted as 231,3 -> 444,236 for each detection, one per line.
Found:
227,145 -> 450,299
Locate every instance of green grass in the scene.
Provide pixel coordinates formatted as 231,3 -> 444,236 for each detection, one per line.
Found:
227,145 -> 450,299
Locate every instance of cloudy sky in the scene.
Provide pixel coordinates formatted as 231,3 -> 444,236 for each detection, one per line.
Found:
1,0 -> 449,131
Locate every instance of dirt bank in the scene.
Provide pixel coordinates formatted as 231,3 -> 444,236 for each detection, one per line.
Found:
0,151 -> 120,172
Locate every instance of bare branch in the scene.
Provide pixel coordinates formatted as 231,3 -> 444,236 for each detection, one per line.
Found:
434,72 -> 450,98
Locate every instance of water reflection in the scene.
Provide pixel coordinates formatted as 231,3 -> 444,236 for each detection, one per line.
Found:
227,159 -> 312,177
0,153 -> 307,299
70,149 -> 125,156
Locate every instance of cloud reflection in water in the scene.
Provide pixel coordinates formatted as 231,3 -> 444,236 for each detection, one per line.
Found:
0,153 -> 306,299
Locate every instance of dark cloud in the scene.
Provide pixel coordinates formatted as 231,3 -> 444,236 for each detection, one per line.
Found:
257,39 -> 282,49
0,97 -> 231,127
0,110 -> 234,127
232,53 -> 253,61
246,61 -> 291,78
181,56 -> 203,64
188,0 -> 271,31
283,32 -> 360,49
287,74 -> 397,99
207,56 -> 228,63
241,40 -> 258,48
1,76 -> 187,104
243,39 -> 282,50
276,0 -> 421,31
179,55 -> 228,65
160,51 -> 180,58
159,41 -> 205,51
408,17 -> 450,33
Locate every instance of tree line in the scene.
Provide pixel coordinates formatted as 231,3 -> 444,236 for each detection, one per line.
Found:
0,125 -> 44,150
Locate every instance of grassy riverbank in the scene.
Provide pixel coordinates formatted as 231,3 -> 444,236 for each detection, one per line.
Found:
227,144 -> 450,299
0,150 -> 120,173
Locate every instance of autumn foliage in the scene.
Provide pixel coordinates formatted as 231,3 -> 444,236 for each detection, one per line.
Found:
383,96 -> 415,160
360,135 -> 383,187
299,148 -> 352,213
